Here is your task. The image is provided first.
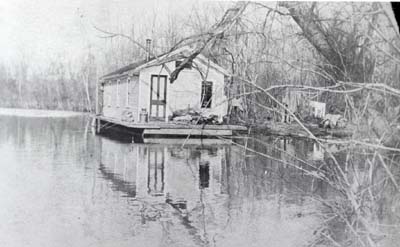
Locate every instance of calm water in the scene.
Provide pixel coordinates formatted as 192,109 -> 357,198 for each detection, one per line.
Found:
1,114 -> 396,247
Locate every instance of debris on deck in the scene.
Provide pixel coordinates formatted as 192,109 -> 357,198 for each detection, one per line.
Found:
170,108 -> 223,125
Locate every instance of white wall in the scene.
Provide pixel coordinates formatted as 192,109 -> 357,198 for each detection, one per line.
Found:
102,75 -> 140,122
138,59 -> 228,122
103,80 -> 119,119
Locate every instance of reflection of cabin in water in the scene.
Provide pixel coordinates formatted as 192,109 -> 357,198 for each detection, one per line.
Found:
99,138 -> 224,205
98,137 -> 329,202
95,40 -> 246,138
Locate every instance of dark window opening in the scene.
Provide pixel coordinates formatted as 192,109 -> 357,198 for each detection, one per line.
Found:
199,161 -> 210,189
201,81 -> 213,108
175,60 -> 192,69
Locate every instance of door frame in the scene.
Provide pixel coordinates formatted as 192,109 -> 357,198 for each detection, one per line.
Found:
149,75 -> 167,121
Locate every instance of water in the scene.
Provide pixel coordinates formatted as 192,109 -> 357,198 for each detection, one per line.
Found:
0,114 -> 397,247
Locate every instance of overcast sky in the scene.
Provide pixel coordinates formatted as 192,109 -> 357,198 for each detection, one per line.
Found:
0,0 -> 207,67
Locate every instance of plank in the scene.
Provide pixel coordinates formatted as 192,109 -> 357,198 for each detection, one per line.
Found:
143,128 -> 233,136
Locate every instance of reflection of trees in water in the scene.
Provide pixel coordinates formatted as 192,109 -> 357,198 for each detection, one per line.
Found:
239,135 -> 400,246
0,115 -> 96,171
231,136 -> 330,199
4,114 -> 399,246
323,149 -> 400,246
228,136 -> 342,244
98,136 -> 354,246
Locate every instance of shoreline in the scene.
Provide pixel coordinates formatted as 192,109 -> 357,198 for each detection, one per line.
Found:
0,107 -> 86,118
251,121 -> 353,139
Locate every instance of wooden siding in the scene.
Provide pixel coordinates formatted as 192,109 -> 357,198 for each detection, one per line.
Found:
102,75 -> 140,122
138,60 -> 228,122
130,76 -> 140,121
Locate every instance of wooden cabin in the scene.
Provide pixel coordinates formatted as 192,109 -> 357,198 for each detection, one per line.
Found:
95,42 -> 246,138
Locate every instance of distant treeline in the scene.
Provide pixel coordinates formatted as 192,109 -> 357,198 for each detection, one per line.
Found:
0,54 -> 97,112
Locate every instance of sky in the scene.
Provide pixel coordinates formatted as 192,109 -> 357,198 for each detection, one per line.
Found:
0,0 -> 205,68
1,0 -> 396,68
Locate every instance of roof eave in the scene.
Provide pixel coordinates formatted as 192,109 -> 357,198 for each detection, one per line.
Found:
100,71 -> 139,82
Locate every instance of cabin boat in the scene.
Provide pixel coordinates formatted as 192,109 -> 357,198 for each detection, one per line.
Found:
95,41 -> 246,138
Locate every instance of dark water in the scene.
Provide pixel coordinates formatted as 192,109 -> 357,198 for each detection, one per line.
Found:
0,115 -> 397,247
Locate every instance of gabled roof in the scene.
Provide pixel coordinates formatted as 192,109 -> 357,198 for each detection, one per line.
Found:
101,46 -> 230,81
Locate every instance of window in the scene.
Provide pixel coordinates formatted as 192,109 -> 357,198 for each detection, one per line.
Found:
126,78 -> 130,107
201,81 -> 213,108
104,83 -> 111,107
105,84 -> 109,106
175,60 -> 192,69
103,84 -> 107,106
116,79 -> 120,107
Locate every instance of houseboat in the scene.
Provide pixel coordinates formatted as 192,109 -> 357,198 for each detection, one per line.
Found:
94,40 -> 246,139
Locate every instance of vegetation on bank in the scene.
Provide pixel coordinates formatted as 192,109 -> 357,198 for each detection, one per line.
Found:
0,52 -> 97,112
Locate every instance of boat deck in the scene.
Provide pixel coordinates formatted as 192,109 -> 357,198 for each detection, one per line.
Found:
95,116 -> 247,138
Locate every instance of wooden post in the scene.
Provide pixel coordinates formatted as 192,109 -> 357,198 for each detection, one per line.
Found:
95,65 -> 101,134
95,75 -> 99,116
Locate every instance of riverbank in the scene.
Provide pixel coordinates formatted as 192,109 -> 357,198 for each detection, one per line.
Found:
0,107 -> 85,118
251,121 -> 354,139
